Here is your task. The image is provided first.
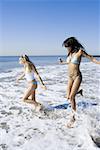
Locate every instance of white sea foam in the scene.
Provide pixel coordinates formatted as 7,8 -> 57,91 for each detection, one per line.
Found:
0,62 -> 100,150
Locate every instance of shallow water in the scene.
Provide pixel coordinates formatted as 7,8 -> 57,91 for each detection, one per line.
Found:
0,62 -> 100,150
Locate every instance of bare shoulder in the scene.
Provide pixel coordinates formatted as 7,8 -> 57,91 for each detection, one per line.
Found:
78,49 -> 89,57
79,49 -> 84,55
26,62 -> 35,71
76,49 -> 83,57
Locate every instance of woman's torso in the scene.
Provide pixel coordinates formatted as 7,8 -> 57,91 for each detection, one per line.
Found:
67,52 -> 82,77
25,71 -> 35,82
24,64 -> 36,82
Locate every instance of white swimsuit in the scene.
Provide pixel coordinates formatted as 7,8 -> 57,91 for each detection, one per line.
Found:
66,55 -> 80,64
25,71 -> 35,82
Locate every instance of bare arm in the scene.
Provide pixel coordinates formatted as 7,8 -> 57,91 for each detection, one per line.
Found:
82,50 -> 100,64
16,72 -> 25,82
32,64 -> 46,89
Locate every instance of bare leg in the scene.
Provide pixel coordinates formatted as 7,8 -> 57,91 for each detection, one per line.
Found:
22,84 -> 37,103
24,90 -> 37,104
65,88 -> 83,98
21,83 -> 41,111
30,89 -> 42,111
67,75 -> 82,127
65,78 -> 73,99
76,89 -> 83,96
69,75 -> 82,112
22,87 -> 33,102
29,90 -> 40,105
67,115 -> 76,128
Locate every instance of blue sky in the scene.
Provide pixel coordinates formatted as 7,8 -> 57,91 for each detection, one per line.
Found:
0,0 -> 100,56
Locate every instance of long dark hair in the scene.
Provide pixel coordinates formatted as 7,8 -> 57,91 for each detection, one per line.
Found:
62,37 -> 84,55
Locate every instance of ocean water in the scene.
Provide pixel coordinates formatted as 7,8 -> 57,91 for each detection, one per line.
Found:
0,56 -> 100,72
0,56 -> 100,150
0,56 -> 63,72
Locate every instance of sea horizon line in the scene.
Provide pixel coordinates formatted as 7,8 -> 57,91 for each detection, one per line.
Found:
0,55 -> 100,57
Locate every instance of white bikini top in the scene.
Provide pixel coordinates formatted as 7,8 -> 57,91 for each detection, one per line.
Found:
25,71 -> 35,81
66,54 -> 80,64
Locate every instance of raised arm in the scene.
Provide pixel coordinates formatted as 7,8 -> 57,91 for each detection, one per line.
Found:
82,50 -> 100,64
32,64 -> 46,89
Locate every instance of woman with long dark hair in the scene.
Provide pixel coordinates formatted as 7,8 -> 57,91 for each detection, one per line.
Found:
60,37 -> 100,127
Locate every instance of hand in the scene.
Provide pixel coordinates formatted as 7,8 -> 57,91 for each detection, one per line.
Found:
60,58 -> 63,62
92,58 -> 100,64
41,85 -> 47,90
59,58 -> 63,64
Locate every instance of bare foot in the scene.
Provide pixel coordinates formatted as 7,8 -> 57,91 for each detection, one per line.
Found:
77,89 -> 83,96
35,103 -> 42,112
66,115 -> 76,128
22,99 -> 42,111
23,99 -> 34,103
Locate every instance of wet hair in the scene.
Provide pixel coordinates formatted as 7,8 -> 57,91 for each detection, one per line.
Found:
62,37 -> 84,55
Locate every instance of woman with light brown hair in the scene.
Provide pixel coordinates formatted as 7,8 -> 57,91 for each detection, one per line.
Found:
17,54 -> 46,111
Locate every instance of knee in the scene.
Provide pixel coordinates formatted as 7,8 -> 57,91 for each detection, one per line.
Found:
69,94 -> 75,100
22,96 -> 27,101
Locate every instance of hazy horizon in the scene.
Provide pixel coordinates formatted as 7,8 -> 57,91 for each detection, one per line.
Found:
0,54 -> 100,57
